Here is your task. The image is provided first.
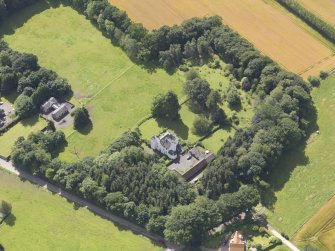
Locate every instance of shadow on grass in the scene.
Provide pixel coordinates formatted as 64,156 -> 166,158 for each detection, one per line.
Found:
76,120 -> 93,135
0,1 -> 53,38
1,213 -> 16,227
21,115 -> 39,126
264,102 -> 318,211
156,118 -> 189,140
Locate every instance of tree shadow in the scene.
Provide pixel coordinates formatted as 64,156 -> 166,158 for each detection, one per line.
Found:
21,114 -> 39,126
264,145 -> 310,210
0,1 -> 52,38
3,213 -> 16,226
76,120 -> 93,135
186,101 -> 204,115
156,118 -> 189,140
1,92 -> 19,103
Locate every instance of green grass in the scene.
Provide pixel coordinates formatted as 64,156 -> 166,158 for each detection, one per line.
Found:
201,127 -> 235,153
0,170 -> 162,251
1,2 -> 184,161
0,115 -> 47,157
265,74 -> 335,237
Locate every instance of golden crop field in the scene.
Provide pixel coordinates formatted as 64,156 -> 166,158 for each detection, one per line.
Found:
299,0 -> 335,27
110,0 -> 335,78
294,195 -> 335,250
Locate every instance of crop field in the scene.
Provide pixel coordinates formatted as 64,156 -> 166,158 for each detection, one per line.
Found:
294,195 -> 335,250
0,170 -> 162,251
299,0 -> 335,27
0,115 -> 47,158
265,74 -> 335,240
0,3 -> 185,161
110,0 -> 335,78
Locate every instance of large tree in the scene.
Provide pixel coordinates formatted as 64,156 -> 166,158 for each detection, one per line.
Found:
151,90 -> 180,120
73,107 -> 91,130
184,78 -> 211,108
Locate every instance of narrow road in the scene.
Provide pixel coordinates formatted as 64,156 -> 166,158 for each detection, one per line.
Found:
255,206 -> 300,251
267,224 -> 300,251
0,159 -> 182,251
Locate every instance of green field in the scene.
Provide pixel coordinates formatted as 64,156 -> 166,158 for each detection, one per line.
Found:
1,2 -> 185,161
0,170 -> 162,251
0,115 -> 47,157
265,74 -> 335,238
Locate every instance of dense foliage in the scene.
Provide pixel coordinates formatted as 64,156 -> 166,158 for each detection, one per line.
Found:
276,0 -> 335,44
0,42 -> 71,118
12,130 -> 196,228
165,185 -> 260,244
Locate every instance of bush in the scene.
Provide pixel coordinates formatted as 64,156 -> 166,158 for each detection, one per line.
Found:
307,76 -> 320,87
179,65 -> 189,72
73,107 -> 91,130
185,69 -> 200,81
192,116 -> 213,136
226,86 -> 241,107
319,70 -> 329,80
269,236 -> 282,245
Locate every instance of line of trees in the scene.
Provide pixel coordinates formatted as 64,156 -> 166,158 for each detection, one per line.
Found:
0,41 -> 71,119
11,130 -> 196,231
276,0 -> 335,44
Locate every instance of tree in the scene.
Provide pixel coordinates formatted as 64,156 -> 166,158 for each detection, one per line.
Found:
73,107 -> 91,130
192,116 -> 212,136
14,94 -> 35,118
307,76 -> 320,87
0,243 -> 4,251
319,71 -> 328,80
0,200 -> 12,216
151,90 -> 180,120
206,90 -> 221,111
184,78 -> 211,108
210,108 -> 227,126
226,86 -> 241,108
185,68 -> 199,81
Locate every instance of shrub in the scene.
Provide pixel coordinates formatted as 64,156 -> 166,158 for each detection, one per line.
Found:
319,71 -> 329,80
179,65 -> 189,72
192,116 -> 213,136
307,76 -> 320,87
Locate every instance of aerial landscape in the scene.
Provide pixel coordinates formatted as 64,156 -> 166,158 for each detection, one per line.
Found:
0,0 -> 334,251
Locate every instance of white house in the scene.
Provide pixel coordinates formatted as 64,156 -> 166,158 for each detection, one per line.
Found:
151,131 -> 181,159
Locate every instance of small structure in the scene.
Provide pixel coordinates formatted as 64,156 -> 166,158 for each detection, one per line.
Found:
151,131 -> 182,159
40,97 -> 69,121
168,147 -> 215,181
229,231 -> 246,251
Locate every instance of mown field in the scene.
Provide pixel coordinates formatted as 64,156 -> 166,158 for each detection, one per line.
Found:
110,0 -> 335,78
265,75 -> 335,244
0,170 -> 162,251
299,0 -> 335,27
0,2 -> 185,161
0,115 -> 47,157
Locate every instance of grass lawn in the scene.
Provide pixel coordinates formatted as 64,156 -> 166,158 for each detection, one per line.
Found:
201,127 -> 235,153
1,2 -> 184,161
0,115 -> 47,157
265,74 -> 335,238
0,170 -> 162,251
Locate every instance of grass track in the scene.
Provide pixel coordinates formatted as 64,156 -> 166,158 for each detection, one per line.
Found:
265,75 -> 335,246
0,171 -> 162,251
